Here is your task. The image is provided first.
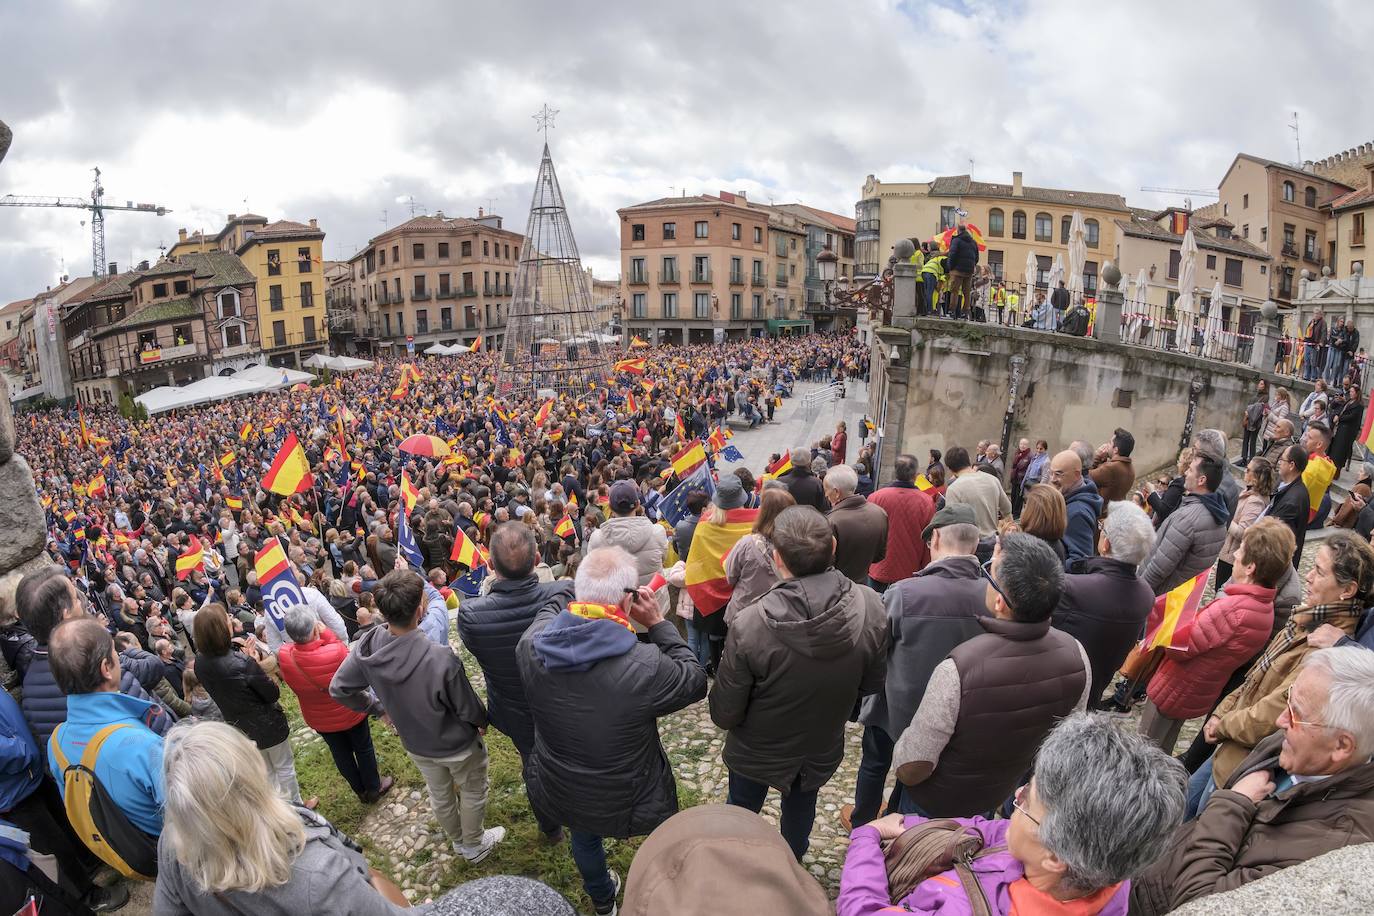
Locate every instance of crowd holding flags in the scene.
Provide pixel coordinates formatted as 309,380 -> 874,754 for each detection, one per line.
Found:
175,535 -> 205,580
261,432 -> 315,496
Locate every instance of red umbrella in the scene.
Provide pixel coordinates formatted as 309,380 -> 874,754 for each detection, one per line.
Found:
290,383 -> 311,392
399,434 -> 452,457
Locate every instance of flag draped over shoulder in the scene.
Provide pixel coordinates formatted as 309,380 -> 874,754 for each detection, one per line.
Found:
685,507 -> 758,616
1142,572 -> 1208,651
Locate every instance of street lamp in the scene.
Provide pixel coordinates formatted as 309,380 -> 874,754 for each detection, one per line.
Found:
817,244 -> 839,306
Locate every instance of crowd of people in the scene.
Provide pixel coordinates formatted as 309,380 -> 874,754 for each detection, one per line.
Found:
2,327 -> 1374,916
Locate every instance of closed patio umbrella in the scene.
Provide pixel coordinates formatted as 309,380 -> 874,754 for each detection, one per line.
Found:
1175,229 -> 1198,352
1066,211 -> 1087,299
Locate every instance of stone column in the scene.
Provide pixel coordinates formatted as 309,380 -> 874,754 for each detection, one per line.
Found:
0,377 -> 55,670
874,325 -> 912,485
1250,299 -> 1281,373
1094,262 -> 1124,343
891,239 -> 918,330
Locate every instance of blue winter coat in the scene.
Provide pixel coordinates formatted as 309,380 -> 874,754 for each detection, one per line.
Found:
0,689 -> 43,812
49,691 -> 166,837
1062,478 -> 1104,567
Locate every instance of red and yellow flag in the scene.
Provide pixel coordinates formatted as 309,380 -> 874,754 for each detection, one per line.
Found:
450,524 -> 488,569
175,535 -> 205,581
555,515 -> 575,539
534,399 -> 554,427
225,495 -> 244,511
671,440 -> 708,478
239,421 -> 253,441
1143,572 -> 1209,651
87,473 -> 108,498
400,469 -> 419,514
914,473 -> 935,491
219,451 -> 236,468
469,336 -> 483,352
626,390 -> 639,414
685,508 -> 759,616
613,357 -> 646,375
261,431 -> 315,496
568,601 -> 633,632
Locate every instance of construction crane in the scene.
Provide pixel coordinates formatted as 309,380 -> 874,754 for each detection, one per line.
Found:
1140,186 -> 1219,199
0,167 -> 171,277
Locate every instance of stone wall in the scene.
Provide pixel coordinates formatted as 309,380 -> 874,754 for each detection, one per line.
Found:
887,318 -> 1312,476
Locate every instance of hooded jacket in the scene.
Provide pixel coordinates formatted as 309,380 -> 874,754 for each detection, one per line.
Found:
1147,582 -> 1275,719
329,622 -> 486,760
1061,477 -> 1104,566
457,577 -> 573,752
622,805 -> 831,916
709,569 -> 888,792
586,515 -> 667,586
1130,730 -> 1374,916
49,691 -> 165,837
1140,490 -> 1229,595
516,595 -> 706,839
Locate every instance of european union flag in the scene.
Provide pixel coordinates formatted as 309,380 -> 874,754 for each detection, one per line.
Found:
396,505 -> 424,569
659,464 -> 716,527
359,413 -> 375,439
490,411 -> 512,448
436,416 -> 458,438
453,564 -> 488,598
333,461 -> 350,487
721,444 -> 744,462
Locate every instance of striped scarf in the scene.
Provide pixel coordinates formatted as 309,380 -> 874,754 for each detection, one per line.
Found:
1256,601 -> 1362,673
568,601 -> 634,633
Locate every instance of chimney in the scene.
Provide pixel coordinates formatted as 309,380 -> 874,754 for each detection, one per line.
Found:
718,191 -> 735,204
478,207 -> 484,217
107,262 -> 118,276
137,260 -> 150,271
309,218 -> 318,228
178,228 -> 187,241
228,213 -> 236,221
1012,172 -> 1024,197
737,190 -> 747,200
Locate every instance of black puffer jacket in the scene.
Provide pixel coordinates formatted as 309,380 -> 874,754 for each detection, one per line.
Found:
19,649 -> 69,747
517,593 -> 707,839
457,577 -> 571,753
946,228 -> 979,273
194,650 -> 289,748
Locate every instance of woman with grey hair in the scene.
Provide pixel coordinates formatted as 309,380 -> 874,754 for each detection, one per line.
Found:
837,713 -> 1185,915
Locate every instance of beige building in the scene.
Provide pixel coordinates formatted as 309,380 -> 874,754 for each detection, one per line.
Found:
616,191 -> 825,343
856,172 -> 1129,297
1114,209 -> 1271,322
1323,160 -> 1374,280
348,212 -> 523,354
1210,154 -> 1353,303
766,204 -> 857,330
585,268 -> 619,332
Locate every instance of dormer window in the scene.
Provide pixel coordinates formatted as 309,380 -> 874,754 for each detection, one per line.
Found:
152,283 -> 168,299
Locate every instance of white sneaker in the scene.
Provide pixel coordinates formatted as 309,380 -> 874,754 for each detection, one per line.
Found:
458,826 -> 506,863
593,870 -> 621,916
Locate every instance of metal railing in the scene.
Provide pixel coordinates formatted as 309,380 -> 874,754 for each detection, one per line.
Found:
691,266 -> 712,283
659,269 -> 680,285
729,270 -> 745,285
856,219 -> 880,233
750,274 -> 766,287
799,381 -> 845,424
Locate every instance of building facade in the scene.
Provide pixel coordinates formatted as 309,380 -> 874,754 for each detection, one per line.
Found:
8,277 -> 99,403
62,252 -> 260,404
347,212 -> 522,354
855,172 -> 1129,299
1323,161 -> 1374,281
1114,209 -> 1271,325
1212,154 -> 1353,303
168,214 -> 327,368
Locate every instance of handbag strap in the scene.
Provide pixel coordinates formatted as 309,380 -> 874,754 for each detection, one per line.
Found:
282,646 -> 331,695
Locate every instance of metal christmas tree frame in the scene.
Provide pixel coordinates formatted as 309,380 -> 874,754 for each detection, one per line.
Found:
496,136 -> 611,399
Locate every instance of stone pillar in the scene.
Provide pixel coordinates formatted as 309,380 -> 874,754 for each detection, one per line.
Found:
892,262 -> 918,330
1250,299 -> 1281,373
874,325 -> 912,485
0,377 -> 55,670
1094,261 -> 1124,343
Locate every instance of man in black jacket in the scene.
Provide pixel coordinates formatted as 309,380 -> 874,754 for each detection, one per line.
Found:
455,523 -> 566,841
517,546 -> 706,916
1264,444 -> 1310,567
781,447 -> 827,511
946,219 -> 979,319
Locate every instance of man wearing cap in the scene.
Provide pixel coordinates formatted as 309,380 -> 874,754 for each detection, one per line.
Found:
843,504 -> 987,830
586,480 -> 668,618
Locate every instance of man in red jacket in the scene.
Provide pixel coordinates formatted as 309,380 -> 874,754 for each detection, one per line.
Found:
867,454 -> 936,593
279,605 -> 394,803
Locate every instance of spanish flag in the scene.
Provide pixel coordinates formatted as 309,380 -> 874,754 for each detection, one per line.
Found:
261,431 -> 315,496
707,427 -> 729,453
548,429 -> 564,443
175,535 -> 205,581
87,473 -> 108,498
450,523 -> 488,570
239,421 -> 253,441
914,474 -> 935,491
99,453 -> 112,469
765,453 -> 792,477
400,469 -> 419,514
613,357 -> 646,375
534,399 -> 554,426
630,335 -> 649,348
674,413 -> 687,441
225,494 -> 244,511
253,538 -> 291,587
469,336 -> 483,352
390,372 -> 410,401
555,515 -> 575,539
1142,572 -> 1209,651
685,508 -> 759,615
626,390 -> 639,414
219,451 -> 236,468
671,440 -> 707,477
566,492 -> 578,509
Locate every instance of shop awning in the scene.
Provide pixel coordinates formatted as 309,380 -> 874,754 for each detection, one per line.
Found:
765,319 -> 813,332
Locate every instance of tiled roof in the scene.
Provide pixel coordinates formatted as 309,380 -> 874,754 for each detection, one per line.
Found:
772,203 -> 858,233
141,258 -> 196,278
1113,216 -> 1270,259
109,297 -> 200,331
79,272 -> 136,303
367,214 -> 523,246
1329,185 -> 1374,211
928,175 -> 1129,212
182,250 -> 256,287
0,298 -> 32,316
619,195 -> 728,211
239,219 -> 325,247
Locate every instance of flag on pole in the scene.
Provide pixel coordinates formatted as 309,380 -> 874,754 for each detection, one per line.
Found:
1358,390 -> 1374,450
721,444 -> 744,462
914,474 -> 935,491
396,505 -> 424,569
87,473 -> 107,498
469,336 -> 483,352
450,523 -> 488,570
631,335 -> 649,348
613,357 -> 646,375
659,464 -> 716,526
1142,572 -> 1209,651
400,469 -> 419,514
534,399 -> 554,427
261,432 -> 315,495
175,536 -> 205,581
670,440 -> 708,478
685,507 -> 759,615
674,413 -> 687,441
555,515 -> 576,539
626,390 -> 639,414
253,539 -> 303,633
219,451 -> 236,468
225,494 -> 244,511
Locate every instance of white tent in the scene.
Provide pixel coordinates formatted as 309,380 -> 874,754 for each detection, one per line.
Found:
423,343 -> 456,355
302,353 -> 374,372
232,364 -> 313,390
135,376 -> 263,414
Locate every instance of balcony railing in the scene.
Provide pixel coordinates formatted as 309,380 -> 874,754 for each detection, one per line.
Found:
1303,250 -> 1321,265
1281,242 -> 1299,258
690,266 -> 712,284
436,288 -> 456,299
412,290 -> 431,301
124,342 -> 202,371
658,269 -> 680,285
855,262 -> 881,277
774,276 -> 789,287
856,219 -> 881,233
627,273 -> 650,286
750,274 -> 766,287
459,288 -> 478,298
729,270 -> 745,285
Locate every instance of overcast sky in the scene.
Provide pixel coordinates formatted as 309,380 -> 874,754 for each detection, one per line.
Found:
2,0 -> 1370,306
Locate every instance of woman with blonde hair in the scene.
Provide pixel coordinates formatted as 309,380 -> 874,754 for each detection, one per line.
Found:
154,720 -> 413,913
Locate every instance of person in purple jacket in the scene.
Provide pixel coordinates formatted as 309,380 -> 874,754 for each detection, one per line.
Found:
837,713 -> 1184,916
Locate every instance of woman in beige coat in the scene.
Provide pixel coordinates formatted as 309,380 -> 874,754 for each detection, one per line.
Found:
723,488 -> 795,625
